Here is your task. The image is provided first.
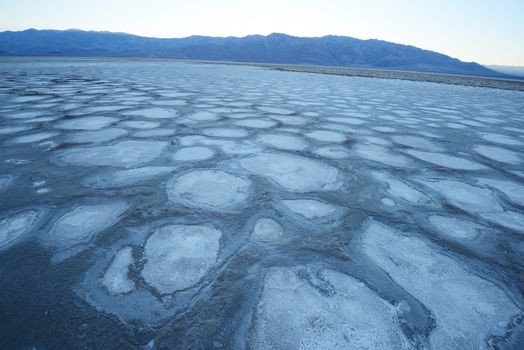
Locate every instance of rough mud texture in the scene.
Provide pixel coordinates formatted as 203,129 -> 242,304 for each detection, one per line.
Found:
0,57 -> 523,349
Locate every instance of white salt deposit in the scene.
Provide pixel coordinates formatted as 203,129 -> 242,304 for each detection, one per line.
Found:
172,147 -> 215,161
56,116 -> 118,130
250,218 -> 284,242
381,198 -> 396,206
281,199 -> 336,219
11,132 -> 58,143
405,150 -> 487,170
0,126 -> 32,135
141,224 -> 221,293
362,221 -> 519,349
44,201 -> 129,248
0,175 -> 12,191
83,166 -> 175,188
202,128 -> 249,138
67,128 -> 127,143
477,177 -> 524,207
134,129 -> 175,138
313,145 -> 350,159
474,145 -> 521,164
251,266 -> 408,350
239,152 -> 343,192
372,171 -> 430,204
354,144 -> 411,167
270,116 -> 308,125
481,133 -> 524,146
55,140 -> 167,168
327,117 -> 366,125
373,126 -> 397,133
184,111 -> 219,121
306,130 -> 346,142
234,119 -> 277,129
126,107 -> 177,119
166,170 -> 251,210
256,133 -> 308,151
420,179 -> 524,233
0,210 -> 40,251
121,120 -> 160,129
391,135 -> 443,151
428,215 -> 481,240
101,247 -> 135,295
257,106 -> 294,115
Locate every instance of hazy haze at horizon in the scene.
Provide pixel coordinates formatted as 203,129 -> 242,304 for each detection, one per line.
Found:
0,0 -> 523,66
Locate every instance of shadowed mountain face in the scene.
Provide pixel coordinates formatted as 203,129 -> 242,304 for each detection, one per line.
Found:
0,29 -> 506,77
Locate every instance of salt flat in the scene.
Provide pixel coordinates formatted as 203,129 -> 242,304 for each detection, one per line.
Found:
0,57 -> 523,349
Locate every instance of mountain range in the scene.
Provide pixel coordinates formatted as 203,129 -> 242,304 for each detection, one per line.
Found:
0,29 -> 511,78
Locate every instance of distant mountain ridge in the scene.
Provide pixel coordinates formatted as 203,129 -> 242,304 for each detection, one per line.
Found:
0,28 -> 508,78
487,65 -> 524,77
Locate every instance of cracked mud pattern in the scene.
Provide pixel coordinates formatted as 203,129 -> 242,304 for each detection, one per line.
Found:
0,57 -> 523,349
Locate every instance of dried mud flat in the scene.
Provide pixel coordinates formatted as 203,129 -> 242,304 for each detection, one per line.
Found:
199,60 -> 524,91
271,65 -> 524,91
0,57 -> 523,349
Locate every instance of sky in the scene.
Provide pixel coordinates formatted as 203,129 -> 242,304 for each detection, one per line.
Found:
0,0 -> 523,66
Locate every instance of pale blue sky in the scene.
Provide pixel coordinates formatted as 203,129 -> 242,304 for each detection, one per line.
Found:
1,0 -> 523,65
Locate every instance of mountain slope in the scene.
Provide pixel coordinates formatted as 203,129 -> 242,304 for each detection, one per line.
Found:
0,29 -> 506,77
487,65 -> 524,77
